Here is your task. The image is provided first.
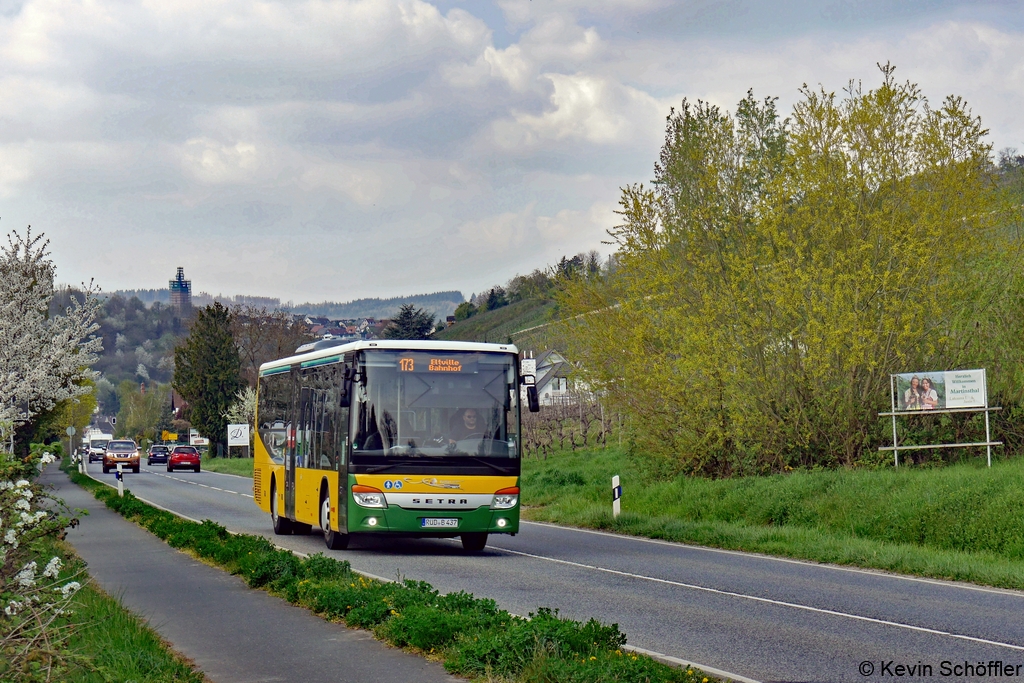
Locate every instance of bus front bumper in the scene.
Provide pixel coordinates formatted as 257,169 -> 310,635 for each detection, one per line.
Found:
348,505 -> 519,535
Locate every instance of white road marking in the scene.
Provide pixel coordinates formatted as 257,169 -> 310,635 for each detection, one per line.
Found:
496,546 -> 1024,652
521,520 -> 1024,599
150,470 -> 254,498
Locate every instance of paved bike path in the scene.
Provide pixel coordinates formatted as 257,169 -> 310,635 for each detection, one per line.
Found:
42,466 -> 458,683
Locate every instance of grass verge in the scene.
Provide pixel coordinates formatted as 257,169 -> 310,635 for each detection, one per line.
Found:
199,455 -> 254,477
66,467 -> 722,683
521,447 -> 1024,590
5,535 -> 205,682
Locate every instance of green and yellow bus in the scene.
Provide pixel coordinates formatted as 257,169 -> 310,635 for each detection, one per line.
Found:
253,339 -> 537,552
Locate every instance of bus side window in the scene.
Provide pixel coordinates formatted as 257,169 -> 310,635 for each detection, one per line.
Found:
259,372 -> 289,463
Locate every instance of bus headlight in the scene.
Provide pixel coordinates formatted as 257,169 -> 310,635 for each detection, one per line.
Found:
491,487 -> 519,510
352,485 -> 387,509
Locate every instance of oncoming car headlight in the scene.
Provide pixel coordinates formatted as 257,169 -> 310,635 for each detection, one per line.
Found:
352,485 -> 387,509
490,487 -> 519,510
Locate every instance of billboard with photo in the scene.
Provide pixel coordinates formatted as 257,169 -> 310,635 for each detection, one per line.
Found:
894,369 -> 986,412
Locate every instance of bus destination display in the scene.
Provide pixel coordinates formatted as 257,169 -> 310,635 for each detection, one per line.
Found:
398,357 -> 466,373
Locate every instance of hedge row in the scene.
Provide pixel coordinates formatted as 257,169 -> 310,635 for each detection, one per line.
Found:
69,469 -> 719,683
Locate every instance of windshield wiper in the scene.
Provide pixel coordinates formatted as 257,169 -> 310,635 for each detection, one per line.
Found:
365,461 -> 421,474
466,457 -> 514,474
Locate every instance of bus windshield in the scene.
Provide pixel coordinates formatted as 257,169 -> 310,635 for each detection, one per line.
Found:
352,350 -> 519,463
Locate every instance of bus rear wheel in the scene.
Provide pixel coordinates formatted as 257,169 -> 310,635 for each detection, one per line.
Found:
271,480 -> 292,535
461,533 -> 488,552
321,495 -> 349,550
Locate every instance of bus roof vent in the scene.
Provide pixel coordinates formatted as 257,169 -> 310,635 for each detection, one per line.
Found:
295,337 -> 350,354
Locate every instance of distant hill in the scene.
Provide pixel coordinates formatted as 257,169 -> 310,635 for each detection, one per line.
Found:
106,289 -> 464,321
289,291 -> 465,320
107,289 -> 282,309
107,288 -> 171,306
434,298 -> 563,352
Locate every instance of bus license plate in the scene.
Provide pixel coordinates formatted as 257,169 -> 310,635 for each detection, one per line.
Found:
421,518 -> 459,528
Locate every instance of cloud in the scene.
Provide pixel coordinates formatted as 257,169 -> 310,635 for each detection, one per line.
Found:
0,0 -> 1020,303
490,72 -> 664,149
445,199 -> 616,292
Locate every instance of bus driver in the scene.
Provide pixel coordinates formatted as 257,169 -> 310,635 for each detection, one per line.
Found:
449,408 -> 482,443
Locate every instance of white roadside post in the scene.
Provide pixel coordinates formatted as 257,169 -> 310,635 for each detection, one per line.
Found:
612,475 -> 622,519
116,463 -> 124,497
65,425 -> 76,469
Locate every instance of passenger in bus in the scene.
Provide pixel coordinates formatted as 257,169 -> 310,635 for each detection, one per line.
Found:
356,405 -> 384,452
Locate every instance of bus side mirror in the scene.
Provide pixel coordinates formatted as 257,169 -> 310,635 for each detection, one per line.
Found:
339,367 -> 353,408
521,374 -> 540,413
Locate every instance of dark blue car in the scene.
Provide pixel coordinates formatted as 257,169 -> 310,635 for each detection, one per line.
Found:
147,444 -> 171,465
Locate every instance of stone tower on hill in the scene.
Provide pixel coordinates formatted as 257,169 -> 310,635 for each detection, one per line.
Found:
169,267 -> 192,313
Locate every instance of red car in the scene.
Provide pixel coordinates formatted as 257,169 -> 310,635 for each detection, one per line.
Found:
167,446 -> 201,473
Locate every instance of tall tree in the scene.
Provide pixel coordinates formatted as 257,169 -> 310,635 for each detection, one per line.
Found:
173,302 -> 243,451
116,380 -> 169,442
0,228 -> 102,452
231,305 -> 314,385
382,304 -> 435,340
560,66 -> 1013,477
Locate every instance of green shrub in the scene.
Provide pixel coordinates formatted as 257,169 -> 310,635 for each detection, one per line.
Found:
376,604 -> 472,650
302,553 -> 352,581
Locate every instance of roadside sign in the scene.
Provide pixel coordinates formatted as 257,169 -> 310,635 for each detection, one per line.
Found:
189,429 -> 210,446
66,426 -> 76,436
227,424 -> 250,446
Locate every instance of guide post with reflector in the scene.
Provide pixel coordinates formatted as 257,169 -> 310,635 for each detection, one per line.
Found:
612,475 -> 622,518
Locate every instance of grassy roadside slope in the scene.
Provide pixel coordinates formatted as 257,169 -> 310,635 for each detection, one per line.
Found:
199,454 -> 253,476
434,298 -> 557,344
521,447 -> 1024,590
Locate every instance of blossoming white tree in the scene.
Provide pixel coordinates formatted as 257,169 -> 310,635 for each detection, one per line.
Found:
1,448 -> 85,677
0,228 -> 102,450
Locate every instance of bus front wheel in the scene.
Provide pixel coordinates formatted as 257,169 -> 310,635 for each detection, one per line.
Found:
461,533 -> 488,552
321,495 -> 349,550
271,480 -> 292,535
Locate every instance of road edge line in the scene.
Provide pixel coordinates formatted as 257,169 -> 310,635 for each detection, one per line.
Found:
622,645 -> 761,683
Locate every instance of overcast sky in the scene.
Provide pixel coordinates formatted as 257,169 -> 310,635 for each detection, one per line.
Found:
2,0 -> 1023,303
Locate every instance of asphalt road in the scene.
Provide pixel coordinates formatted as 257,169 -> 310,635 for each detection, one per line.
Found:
79,462 -> 1024,683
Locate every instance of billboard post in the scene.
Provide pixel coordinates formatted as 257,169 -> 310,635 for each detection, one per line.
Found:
880,369 -> 1001,466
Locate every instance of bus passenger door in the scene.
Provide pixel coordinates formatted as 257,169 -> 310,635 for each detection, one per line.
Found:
284,369 -> 298,520
336,405 -> 349,533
